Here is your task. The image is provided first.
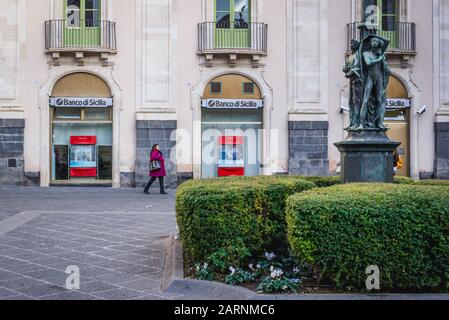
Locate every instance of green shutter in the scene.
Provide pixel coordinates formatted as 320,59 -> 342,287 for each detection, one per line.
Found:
64,0 -> 101,48
214,0 -> 251,49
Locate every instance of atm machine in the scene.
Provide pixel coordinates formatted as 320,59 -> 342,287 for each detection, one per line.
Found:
217,136 -> 245,177
69,136 -> 97,178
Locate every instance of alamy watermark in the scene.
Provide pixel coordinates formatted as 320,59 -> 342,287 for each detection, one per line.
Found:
65,265 -> 80,290
366,265 -> 380,291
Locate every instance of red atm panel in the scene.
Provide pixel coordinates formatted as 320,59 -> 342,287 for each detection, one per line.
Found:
218,167 -> 245,177
70,136 -> 97,145
70,168 -> 97,177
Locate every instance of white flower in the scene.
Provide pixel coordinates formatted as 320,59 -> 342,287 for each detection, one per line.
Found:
248,264 -> 254,271
293,267 -> 301,274
256,264 -> 261,269
270,268 -> 283,279
265,252 -> 276,261
229,266 -> 236,275
203,263 -> 208,269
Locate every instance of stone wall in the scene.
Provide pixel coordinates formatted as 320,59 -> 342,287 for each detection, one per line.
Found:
0,119 -> 25,186
135,120 -> 177,189
435,122 -> 449,179
288,121 -> 329,176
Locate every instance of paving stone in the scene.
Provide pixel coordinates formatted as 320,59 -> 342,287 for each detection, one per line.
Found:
1,294 -> 35,300
94,272 -> 144,285
76,266 -> 117,278
119,279 -> 160,291
0,263 -> 49,274
113,265 -> 159,276
0,187 -> 177,300
79,281 -> 120,294
16,284 -> 68,298
0,287 -> 19,298
0,277 -> 49,291
41,291 -> 99,300
93,288 -> 143,300
0,269 -> 24,281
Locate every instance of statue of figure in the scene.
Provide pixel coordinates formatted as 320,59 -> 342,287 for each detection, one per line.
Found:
343,40 -> 363,130
358,35 -> 391,130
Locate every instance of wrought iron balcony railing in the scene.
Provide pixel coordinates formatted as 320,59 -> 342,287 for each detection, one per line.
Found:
198,21 -> 268,54
347,22 -> 416,54
45,19 -> 117,52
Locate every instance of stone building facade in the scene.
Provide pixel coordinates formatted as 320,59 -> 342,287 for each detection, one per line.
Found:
0,0 -> 447,187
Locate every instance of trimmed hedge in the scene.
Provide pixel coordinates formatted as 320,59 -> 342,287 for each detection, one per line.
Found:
417,180 -> 449,186
176,177 -> 316,266
393,176 -> 416,185
286,184 -> 449,291
302,176 -> 342,188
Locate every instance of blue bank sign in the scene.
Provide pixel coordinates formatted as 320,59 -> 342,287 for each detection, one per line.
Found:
202,99 -> 264,109
50,97 -> 113,108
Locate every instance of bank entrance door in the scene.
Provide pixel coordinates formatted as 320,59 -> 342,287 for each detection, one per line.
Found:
201,74 -> 264,179
51,117 -> 113,184
202,110 -> 263,179
385,75 -> 411,177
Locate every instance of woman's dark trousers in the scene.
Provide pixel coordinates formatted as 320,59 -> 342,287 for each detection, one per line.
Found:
144,176 -> 165,193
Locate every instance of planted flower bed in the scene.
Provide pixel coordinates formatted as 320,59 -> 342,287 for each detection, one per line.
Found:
176,176 -> 316,293
176,177 -> 449,293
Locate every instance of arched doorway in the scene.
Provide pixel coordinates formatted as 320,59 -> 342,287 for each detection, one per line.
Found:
201,74 -> 264,178
385,75 -> 411,177
50,72 -> 113,185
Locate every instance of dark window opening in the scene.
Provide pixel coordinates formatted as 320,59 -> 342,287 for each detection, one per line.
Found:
210,82 -> 222,94
243,82 -> 254,94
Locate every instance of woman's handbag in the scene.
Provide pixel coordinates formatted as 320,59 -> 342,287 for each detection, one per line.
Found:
149,160 -> 161,172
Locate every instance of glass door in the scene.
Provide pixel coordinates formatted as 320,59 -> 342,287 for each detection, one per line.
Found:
64,0 -> 101,47
215,0 -> 250,49
98,146 -> 113,180
53,145 -> 69,180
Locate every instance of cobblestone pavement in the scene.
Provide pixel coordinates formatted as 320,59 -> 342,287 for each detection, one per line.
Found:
0,187 -> 181,300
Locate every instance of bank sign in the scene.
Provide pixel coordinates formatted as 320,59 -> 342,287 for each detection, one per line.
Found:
202,99 -> 264,109
386,99 -> 411,109
50,97 -> 113,108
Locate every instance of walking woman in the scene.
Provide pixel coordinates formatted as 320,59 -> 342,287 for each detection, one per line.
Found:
144,144 -> 167,194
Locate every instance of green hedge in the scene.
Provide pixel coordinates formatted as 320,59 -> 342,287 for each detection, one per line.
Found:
417,180 -> 449,186
302,176 -> 342,188
296,175 -> 425,187
286,184 -> 449,291
176,177 -> 316,266
393,176 -> 416,185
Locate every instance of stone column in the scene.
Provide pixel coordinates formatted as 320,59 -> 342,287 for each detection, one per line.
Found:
135,120 -> 177,189
435,122 -> 449,179
288,121 -> 329,176
0,119 -> 25,186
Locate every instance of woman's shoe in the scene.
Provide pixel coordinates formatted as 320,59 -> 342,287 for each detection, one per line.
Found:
144,190 -> 149,194
161,191 -> 168,195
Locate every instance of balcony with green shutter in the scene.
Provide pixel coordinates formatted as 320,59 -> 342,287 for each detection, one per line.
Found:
198,0 -> 268,67
45,19 -> 116,65
346,21 -> 416,55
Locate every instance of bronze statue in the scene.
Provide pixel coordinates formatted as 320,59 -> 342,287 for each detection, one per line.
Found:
344,34 -> 391,130
343,40 -> 363,130
358,35 -> 391,130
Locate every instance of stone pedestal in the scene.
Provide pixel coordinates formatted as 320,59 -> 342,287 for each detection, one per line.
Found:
334,129 -> 400,183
